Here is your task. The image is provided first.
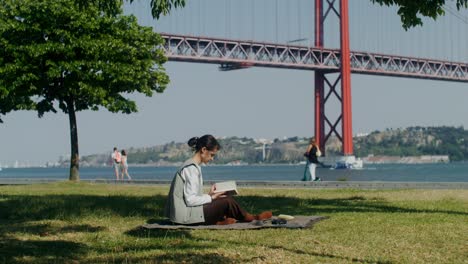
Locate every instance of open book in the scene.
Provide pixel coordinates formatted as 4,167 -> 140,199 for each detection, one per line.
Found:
214,181 -> 238,195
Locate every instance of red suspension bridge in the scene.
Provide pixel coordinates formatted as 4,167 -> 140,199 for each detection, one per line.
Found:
148,0 -> 468,156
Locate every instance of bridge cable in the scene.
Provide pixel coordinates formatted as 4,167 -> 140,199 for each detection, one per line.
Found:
264,0 -> 268,42
251,0 -> 254,41
286,0 -> 290,45
297,0 -> 301,45
225,0 -> 230,39
188,0 -> 192,35
186,1 -> 189,35
201,0 -> 204,36
275,0 -> 278,44
446,6 -> 454,61
198,0 -> 200,36
443,5 -> 468,24
443,4 -> 468,61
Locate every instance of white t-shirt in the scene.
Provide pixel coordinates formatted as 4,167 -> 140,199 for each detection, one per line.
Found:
111,151 -> 121,164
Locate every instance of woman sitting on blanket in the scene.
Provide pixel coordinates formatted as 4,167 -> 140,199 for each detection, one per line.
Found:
165,134 -> 272,225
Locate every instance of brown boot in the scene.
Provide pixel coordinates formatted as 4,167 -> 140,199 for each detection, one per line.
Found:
244,213 -> 255,222
216,218 -> 237,225
255,211 -> 273,220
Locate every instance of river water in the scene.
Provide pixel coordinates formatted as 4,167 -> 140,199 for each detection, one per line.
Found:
0,163 -> 467,182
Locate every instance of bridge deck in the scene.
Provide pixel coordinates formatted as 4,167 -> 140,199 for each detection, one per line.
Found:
161,33 -> 468,83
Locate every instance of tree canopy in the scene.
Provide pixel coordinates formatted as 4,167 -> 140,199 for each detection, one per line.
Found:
0,0 -> 169,180
371,0 -> 468,29
74,0 -> 186,19
138,0 -> 186,19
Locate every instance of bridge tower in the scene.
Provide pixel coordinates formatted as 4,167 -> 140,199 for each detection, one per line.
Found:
314,0 -> 353,156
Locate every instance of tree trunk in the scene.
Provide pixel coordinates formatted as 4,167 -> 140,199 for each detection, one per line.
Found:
67,99 -> 80,181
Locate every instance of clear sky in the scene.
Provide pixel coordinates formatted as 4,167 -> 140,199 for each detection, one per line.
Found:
1,0 -> 468,166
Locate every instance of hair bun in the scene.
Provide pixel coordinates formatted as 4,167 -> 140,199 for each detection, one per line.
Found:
188,135 -> 220,153
188,137 -> 199,148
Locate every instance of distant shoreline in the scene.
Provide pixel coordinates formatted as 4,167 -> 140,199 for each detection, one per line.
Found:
2,159 -> 467,169
1,178 -> 468,189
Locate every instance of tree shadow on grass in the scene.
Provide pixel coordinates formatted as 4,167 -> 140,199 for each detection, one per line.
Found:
0,194 -> 168,222
236,195 -> 468,216
0,194 -> 465,224
0,193 -> 465,263
121,228 -> 230,263
126,226 -> 193,240
87,252 -> 235,264
0,222 -> 103,264
199,236 -> 393,264
0,223 -> 105,237
125,231 -> 385,263
0,239 -> 87,264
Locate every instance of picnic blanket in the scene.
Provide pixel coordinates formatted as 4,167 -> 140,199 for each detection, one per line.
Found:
141,216 -> 328,230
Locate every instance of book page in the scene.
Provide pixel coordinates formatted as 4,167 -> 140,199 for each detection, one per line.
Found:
214,181 -> 238,195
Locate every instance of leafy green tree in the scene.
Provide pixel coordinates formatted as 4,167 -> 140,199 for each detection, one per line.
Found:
0,0 -> 170,180
372,0 -> 468,29
137,0 -> 186,19
73,0 -> 186,19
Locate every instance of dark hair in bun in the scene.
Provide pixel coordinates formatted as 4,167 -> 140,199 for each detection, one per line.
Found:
188,135 -> 220,152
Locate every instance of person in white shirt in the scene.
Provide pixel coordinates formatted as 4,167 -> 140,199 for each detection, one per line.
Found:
111,147 -> 121,180
165,135 -> 272,225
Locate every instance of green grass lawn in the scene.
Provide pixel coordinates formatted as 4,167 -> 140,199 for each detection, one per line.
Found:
0,182 -> 466,263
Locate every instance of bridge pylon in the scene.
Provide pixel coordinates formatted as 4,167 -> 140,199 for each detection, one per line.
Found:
314,0 -> 353,156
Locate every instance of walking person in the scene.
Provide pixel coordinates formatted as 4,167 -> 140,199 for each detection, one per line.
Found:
165,134 -> 272,225
302,137 -> 322,181
120,149 -> 132,181
111,147 -> 121,180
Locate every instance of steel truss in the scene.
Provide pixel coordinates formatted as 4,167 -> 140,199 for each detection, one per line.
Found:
160,33 -> 468,83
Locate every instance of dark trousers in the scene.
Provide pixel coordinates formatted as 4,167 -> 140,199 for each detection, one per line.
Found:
202,196 -> 250,225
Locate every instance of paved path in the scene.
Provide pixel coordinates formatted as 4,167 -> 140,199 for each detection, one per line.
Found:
1,178 -> 467,189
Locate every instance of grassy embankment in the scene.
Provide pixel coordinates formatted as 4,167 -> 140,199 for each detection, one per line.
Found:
0,182 -> 466,263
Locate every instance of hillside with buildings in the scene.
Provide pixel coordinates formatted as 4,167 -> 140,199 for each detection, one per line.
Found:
77,126 -> 466,167
353,126 -> 467,161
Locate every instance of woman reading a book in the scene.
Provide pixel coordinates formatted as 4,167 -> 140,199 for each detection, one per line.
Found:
165,134 -> 272,225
